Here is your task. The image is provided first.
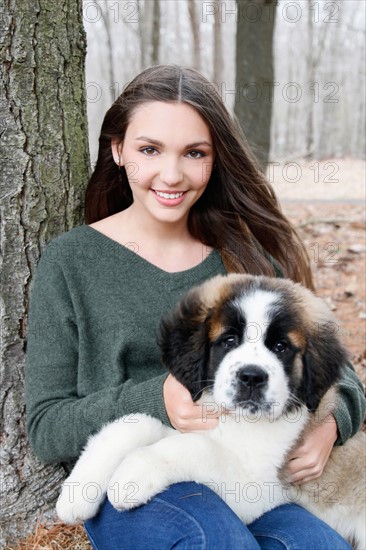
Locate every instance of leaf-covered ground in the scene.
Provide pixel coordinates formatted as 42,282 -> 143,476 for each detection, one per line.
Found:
283,201 -> 365,388
7,522 -> 91,550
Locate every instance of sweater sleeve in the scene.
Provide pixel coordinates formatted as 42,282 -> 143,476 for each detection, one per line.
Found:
333,362 -> 365,445
25,250 -> 170,465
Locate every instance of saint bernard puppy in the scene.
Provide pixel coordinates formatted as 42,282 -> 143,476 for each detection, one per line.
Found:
57,274 -> 365,549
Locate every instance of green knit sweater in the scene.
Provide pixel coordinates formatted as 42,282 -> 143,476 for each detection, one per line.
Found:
25,225 -> 365,464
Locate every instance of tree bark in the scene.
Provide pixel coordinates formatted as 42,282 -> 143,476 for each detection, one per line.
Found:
234,0 -> 277,170
137,0 -> 154,69
151,0 -> 161,65
100,1 -> 116,100
306,3 -> 315,159
0,0 -> 89,546
213,1 -> 222,84
188,0 -> 200,70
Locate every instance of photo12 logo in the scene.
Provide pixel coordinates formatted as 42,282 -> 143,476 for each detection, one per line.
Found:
202,480 -> 339,505
201,2 -> 340,24
201,401 -> 308,424
83,2 -> 139,24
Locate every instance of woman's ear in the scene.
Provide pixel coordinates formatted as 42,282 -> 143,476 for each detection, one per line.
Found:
111,140 -> 123,166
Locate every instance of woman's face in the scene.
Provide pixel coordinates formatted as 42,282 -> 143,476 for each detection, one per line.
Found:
112,101 -> 215,227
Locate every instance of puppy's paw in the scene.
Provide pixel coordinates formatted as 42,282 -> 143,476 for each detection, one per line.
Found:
107,451 -> 169,511
56,476 -> 105,524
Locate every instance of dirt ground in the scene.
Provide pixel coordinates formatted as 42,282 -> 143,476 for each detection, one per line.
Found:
281,201 -> 365,386
272,158 -> 366,387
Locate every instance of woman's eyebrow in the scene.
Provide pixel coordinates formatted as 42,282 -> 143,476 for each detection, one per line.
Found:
135,136 -> 212,149
187,141 -> 212,149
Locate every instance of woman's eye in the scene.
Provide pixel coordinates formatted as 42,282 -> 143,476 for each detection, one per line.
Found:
187,150 -> 204,159
141,147 -> 158,156
274,341 -> 287,353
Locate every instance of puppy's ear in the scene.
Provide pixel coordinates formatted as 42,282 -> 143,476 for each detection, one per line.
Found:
302,320 -> 349,411
158,287 -> 211,401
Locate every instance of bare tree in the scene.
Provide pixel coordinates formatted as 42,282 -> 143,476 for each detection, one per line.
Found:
100,2 -> 116,96
188,0 -> 201,70
306,6 -> 330,159
0,1 -> 89,546
137,0 -> 152,68
306,3 -> 315,159
137,0 -> 160,69
152,0 -> 161,65
235,0 -> 278,169
213,1 -> 223,84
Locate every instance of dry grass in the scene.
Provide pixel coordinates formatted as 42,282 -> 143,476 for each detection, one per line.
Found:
7,519 -> 92,550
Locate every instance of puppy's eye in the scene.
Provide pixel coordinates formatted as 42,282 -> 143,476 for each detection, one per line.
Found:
274,340 -> 287,353
223,336 -> 237,349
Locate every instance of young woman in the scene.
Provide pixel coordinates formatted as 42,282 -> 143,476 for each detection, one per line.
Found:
26,65 -> 364,550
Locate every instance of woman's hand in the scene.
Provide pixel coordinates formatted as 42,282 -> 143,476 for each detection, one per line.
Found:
163,374 -> 219,432
285,414 -> 338,484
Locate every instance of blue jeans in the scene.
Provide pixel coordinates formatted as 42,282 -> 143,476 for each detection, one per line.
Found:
84,482 -> 352,550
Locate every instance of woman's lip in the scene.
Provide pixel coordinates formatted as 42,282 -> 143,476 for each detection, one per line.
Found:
151,189 -> 188,206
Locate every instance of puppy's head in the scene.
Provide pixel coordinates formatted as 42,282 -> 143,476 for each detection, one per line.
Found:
159,274 -> 348,418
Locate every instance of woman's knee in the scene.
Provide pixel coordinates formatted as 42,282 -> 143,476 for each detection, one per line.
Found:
248,504 -> 353,550
85,482 -> 260,550
162,482 -> 260,549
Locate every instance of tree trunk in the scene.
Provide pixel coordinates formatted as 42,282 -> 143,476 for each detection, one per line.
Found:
234,0 -> 277,170
188,0 -> 200,70
306,4 -> 315,159
0,0 -> 89,546
151,0 -> 161,65
137,0 -> 154,69
100,1 -> 116,102
213,2 -> 222,84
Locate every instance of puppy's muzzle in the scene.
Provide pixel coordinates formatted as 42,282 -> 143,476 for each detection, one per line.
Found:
237,366 -> 269,389
233,366 -> 269,408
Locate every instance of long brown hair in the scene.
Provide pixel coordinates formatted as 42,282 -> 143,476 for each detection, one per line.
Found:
85,65 -> 313,289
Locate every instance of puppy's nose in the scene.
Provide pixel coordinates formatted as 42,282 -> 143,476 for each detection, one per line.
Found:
237,366 -> 268,388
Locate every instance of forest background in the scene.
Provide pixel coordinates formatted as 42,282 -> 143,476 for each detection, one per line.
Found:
0,1 -> 365,548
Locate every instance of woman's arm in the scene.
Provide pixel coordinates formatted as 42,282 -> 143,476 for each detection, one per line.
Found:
285,363 -> 365,483
25,248 -> 170,464
333,362 -> 365,444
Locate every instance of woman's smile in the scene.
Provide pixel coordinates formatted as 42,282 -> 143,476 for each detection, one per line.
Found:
152,189 -> 187,206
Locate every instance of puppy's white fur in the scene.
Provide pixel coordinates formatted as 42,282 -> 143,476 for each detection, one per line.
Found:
57,405 -> 309,523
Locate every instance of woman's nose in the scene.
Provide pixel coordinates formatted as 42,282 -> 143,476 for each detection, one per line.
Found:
159,157 -> 184,186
